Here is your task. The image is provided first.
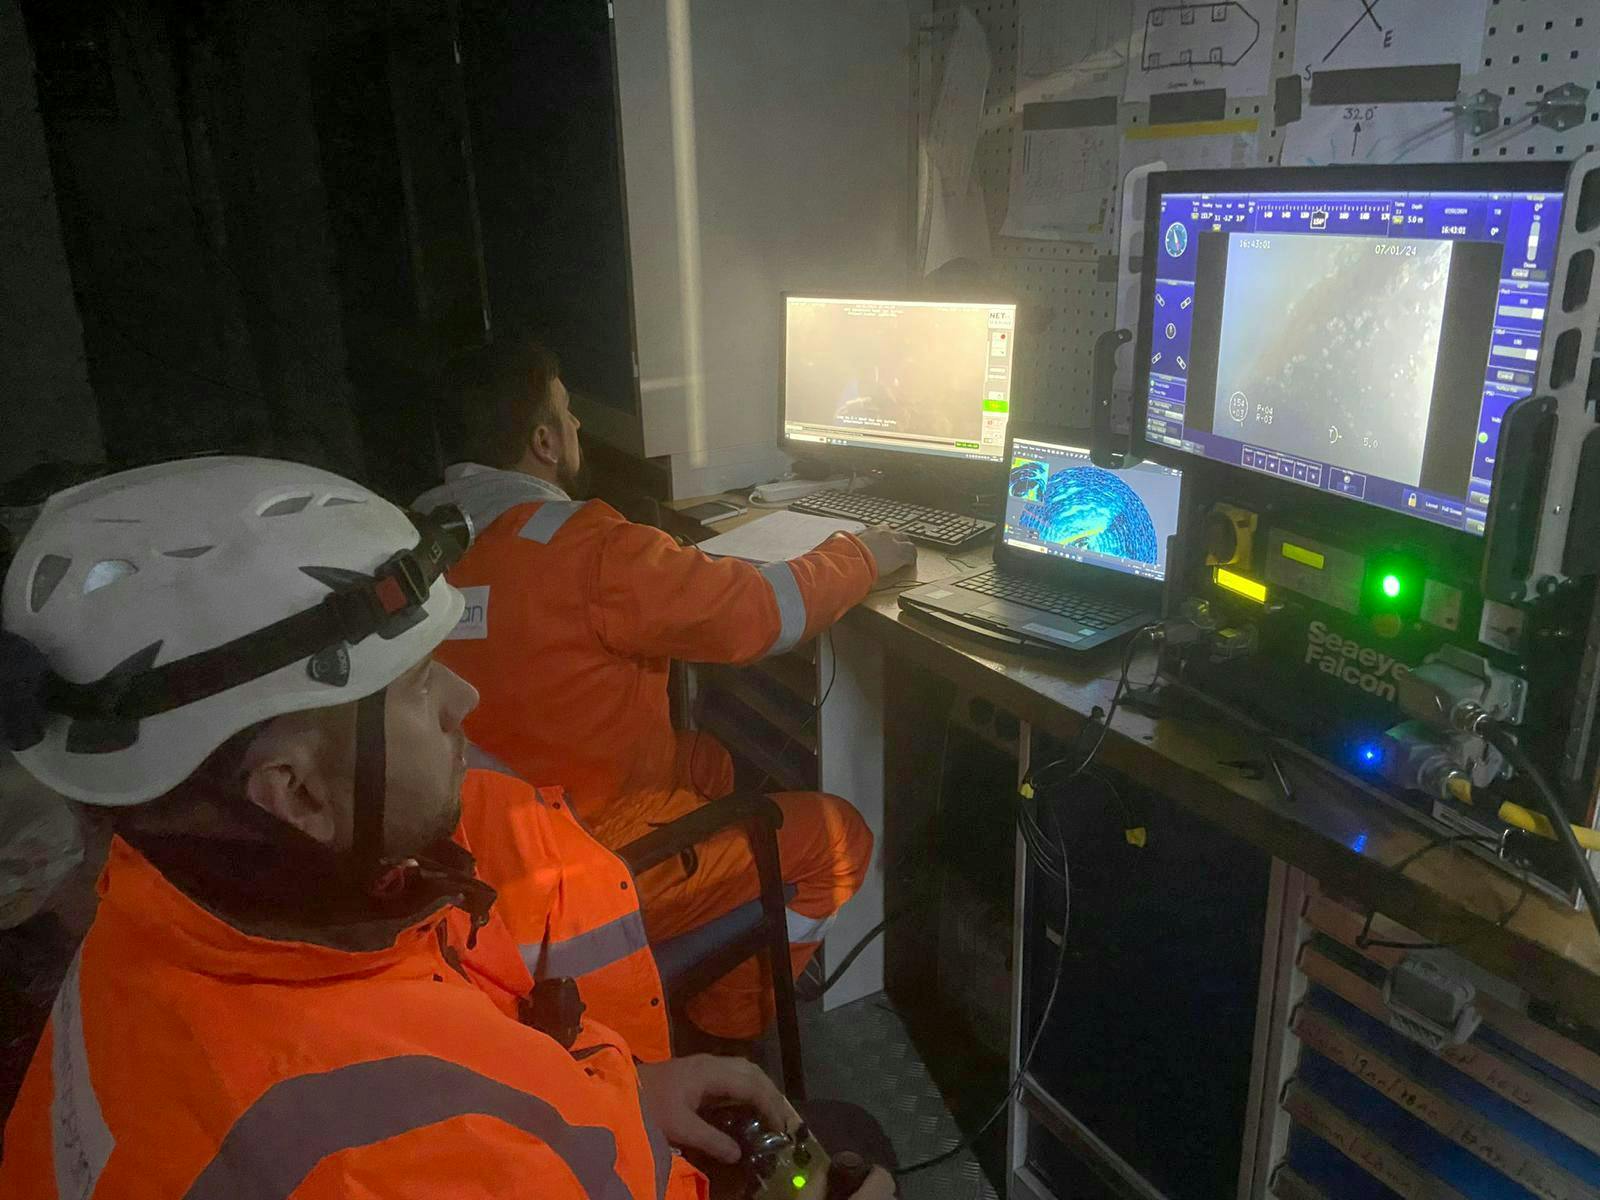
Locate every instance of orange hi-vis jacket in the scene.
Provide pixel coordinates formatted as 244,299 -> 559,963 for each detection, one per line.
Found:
0,835 -> 705,1200
418,465 -> 878,835
458,761 -> 672,1061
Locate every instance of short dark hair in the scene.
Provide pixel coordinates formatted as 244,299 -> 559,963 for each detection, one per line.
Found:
443,339 -> 562,470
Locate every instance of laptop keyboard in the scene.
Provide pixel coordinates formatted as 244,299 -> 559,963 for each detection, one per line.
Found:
956,568 -> 1138,629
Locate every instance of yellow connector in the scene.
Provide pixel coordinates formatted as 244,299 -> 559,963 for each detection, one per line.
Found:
1446,776 -> 1473,806
1498,802 -> 1600,852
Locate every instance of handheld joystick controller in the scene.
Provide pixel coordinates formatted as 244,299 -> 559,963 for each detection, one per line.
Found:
690,1104 -> 877,1200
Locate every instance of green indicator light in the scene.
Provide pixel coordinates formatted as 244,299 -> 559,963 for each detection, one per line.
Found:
792,1177 -> 808,1190
1381,573 -> 1402,599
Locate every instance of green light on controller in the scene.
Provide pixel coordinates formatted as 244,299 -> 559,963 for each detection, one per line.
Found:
792,1176 -> 808,1190
1381,573 -> 1402,599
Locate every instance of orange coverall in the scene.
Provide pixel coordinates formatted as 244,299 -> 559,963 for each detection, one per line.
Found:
459,763 -> 672,1061
0,835 -> 704,1200
420,464 -> 876,1038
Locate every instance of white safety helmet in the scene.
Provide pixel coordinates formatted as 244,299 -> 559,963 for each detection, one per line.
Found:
0,457 -> 468,808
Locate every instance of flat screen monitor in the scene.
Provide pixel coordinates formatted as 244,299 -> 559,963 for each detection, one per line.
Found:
1132,164 -> 1569,535
1003,435 -> 1183,583
782,295 -> 1017,464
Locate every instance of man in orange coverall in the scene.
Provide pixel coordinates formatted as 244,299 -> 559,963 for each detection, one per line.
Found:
1,457 -> 905,1199
420,339 -> 917,1041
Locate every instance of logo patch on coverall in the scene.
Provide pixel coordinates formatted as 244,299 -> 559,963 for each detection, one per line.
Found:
449,586 -> 489,640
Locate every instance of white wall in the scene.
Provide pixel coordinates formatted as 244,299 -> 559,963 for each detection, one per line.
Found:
1,0 -> 103,483
609,0 -> 913,494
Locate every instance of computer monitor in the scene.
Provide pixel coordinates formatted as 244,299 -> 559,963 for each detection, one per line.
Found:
1131,163 -> 1570,535
781,294 -> 1017,466
1003,433 -> 1183,583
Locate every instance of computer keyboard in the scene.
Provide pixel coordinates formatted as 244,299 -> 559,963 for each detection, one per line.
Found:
955,569 -> 1137,629
789,488 -> 994,549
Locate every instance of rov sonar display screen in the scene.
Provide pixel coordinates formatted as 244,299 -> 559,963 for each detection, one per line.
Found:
1140,185 -> 1563,534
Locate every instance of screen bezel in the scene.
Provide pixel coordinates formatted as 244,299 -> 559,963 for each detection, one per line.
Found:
996,421 -> 1174,594
778,291 -> 1020,476
1128,162 -> 1572,521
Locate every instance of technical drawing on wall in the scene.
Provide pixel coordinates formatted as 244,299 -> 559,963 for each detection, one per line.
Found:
1125,1 -> 1272,102
1017,0 -> 1131,85
1292,0 -> 1490,79
1003,110 -> 1119,242
1280,102 -> 1465,165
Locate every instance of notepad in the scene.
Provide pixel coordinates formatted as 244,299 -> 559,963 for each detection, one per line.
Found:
696,510 -> 865,564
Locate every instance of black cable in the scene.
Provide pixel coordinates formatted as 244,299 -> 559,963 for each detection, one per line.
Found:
893,635 -> 1156,1176
893,777 -> 1075,1178
1024,623 -> 1159,796
1482,725 -> 1600,945
1356,832 -> 1533,952
804,705 -> 956,998
1017,802 -> 1067,887
1069,624 -> 1158,776
812,902 -> 918,996
1014,626 -> 1158,890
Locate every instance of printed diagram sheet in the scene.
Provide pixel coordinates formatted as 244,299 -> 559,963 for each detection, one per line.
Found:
1002,106 -> 1119,242
1115,117 -> 1260,232
1292,0 -> 1489,79
1124,1 -> 1273,103
1280,101 -> 1464,165
1015,0 -> 1131,105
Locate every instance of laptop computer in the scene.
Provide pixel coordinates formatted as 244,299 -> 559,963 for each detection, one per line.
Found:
898,426 -> 1183,651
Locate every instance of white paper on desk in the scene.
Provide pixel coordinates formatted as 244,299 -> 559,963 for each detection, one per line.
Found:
1292,0 -> 1488,79
928,7 -> 990,202
696,511 -> 866,565
1279,102 -> 1464,166
1001,106 -> 1118,244
1123,0 -> 1273,104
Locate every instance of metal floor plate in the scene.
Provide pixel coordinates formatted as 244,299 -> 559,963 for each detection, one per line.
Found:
799,993 -> 1001,1200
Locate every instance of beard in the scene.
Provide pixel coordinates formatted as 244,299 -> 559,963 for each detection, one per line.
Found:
402,784 -> 463,858
558,451 -> 592,499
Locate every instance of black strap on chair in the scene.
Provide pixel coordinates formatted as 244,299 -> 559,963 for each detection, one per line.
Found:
617,792 -> 806,1100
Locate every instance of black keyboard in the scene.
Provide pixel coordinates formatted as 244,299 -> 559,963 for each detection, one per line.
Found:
789,488 -> 994,549
955,568 -> 1137,629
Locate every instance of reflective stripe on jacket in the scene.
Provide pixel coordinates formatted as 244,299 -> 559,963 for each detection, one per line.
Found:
458,764 -> 672,1061
0,836 -> 705,1200
420,465 -> 876,826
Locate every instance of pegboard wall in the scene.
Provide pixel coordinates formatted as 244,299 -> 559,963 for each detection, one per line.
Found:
917,0 -> 1600,427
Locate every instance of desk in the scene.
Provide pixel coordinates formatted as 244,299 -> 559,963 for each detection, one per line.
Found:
847,542 -> 1600,1027
666,493 -> 1600,1024
667,496 -> 1600,1198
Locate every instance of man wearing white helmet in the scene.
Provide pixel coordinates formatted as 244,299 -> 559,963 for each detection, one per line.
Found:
0,458 -> 887,1199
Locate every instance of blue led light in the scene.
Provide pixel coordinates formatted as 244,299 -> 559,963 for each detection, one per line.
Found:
1358,743 -> 1382,768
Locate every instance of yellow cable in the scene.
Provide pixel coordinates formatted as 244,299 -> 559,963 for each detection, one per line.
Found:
1498,802 -> 1600,852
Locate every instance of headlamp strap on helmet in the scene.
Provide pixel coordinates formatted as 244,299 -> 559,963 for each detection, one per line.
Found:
0,630 -> 53,752
40,505 -> 474,732
353,688 -> 389,877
